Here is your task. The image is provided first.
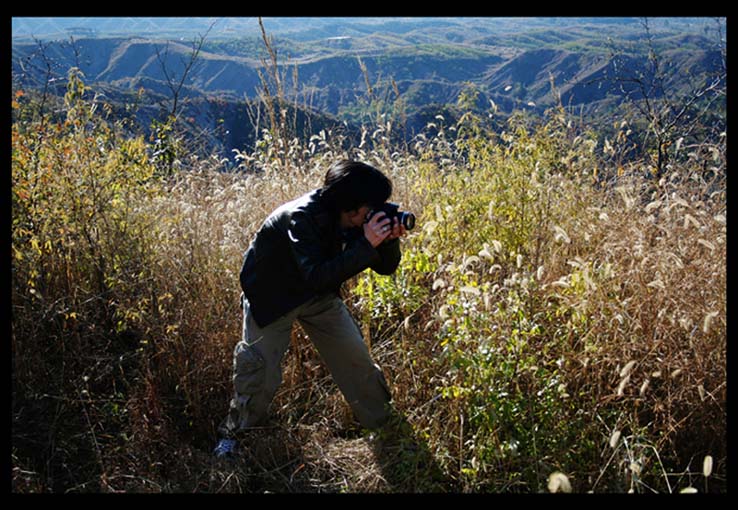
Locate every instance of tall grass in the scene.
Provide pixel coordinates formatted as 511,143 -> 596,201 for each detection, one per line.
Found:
12,76 -> 725,492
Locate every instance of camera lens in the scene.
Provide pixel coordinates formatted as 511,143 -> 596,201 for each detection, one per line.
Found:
401,212 -> 416,230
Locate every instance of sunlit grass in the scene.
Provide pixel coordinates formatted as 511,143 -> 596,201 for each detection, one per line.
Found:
11,79 -> 725,492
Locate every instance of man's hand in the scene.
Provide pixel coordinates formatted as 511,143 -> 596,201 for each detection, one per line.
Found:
385,217 -> 407,241
363,213 -> 406,248
363,212 -> 391,247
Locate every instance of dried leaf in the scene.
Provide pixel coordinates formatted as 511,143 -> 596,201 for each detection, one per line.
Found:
619,360 -> 636,378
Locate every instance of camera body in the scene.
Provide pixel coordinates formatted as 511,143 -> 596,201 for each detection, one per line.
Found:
370,202 -> 416,230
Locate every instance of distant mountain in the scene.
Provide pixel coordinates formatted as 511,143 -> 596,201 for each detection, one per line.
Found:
13,37 -> 720,109
481,45 -> 723,112
11,17 -> 714,43
11,17 -> 725,158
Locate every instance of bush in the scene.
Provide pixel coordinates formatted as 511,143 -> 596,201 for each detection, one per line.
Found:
12,69 -> 163,490
353,107 -> 726,492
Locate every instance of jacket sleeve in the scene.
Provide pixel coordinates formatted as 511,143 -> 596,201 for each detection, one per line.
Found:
371,237 -> 401,275
287,211 -> 381,292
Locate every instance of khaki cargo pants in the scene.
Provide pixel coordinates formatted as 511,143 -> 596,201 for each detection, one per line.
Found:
219,294 -> 392,436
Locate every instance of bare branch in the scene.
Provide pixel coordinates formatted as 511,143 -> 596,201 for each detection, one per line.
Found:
155,20 -> 216,120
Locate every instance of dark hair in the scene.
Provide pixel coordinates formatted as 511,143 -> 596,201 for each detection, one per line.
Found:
321,160 -> 392,213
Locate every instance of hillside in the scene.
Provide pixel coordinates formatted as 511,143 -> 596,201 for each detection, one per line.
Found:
12,29 -> 721,111
12,17 -> 724,158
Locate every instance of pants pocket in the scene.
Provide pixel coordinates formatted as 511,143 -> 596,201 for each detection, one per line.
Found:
233,341 -> 265,395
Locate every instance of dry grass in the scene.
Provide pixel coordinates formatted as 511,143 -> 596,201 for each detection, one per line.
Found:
12,94 -> 725,492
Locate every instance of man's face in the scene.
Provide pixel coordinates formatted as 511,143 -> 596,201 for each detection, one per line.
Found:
340,205 -> 372,229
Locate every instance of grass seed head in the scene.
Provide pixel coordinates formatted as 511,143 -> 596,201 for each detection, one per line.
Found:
703,455 -> 713,478
547,471 -> 572,493
609,429 -> 621,449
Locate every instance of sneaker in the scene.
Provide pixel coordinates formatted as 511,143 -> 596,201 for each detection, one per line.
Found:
213,438 -> 237,459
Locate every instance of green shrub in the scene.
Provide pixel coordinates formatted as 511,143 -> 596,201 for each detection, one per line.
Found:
353,107 -> 726,492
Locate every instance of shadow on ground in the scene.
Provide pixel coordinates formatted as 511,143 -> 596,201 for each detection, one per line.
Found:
369,411 -> 457,493
207,411 -> 456,493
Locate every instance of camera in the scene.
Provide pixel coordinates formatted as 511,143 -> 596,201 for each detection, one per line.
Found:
370,202 -> 416,230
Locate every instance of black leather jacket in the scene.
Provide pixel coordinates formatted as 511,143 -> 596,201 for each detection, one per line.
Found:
240,189 -> 402,327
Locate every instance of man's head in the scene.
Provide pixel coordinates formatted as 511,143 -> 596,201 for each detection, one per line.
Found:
321,160 -> 392,216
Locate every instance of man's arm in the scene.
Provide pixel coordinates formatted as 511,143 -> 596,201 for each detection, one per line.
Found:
371,237 -> 401,275
287,211 -> 381,292
369,216 -> 404,275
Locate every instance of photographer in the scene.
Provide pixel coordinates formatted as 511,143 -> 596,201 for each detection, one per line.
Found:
214,160 -> 408,459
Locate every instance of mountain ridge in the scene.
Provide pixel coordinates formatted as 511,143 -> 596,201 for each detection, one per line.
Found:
12,18 -> 724,159
13,35 -> 720,108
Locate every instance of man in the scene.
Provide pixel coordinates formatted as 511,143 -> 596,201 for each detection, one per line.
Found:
214,160 -> 407,458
